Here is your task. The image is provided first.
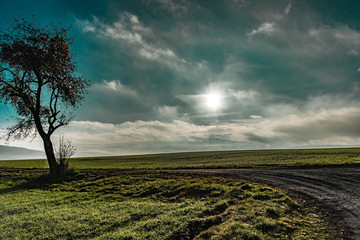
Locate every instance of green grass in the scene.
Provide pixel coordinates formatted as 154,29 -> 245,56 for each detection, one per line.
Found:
0,168 -> 335,239
1,148 -> 360,169
0,148 -> 352,239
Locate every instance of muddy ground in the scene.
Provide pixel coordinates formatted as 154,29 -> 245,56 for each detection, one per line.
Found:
177,166 -> 360,240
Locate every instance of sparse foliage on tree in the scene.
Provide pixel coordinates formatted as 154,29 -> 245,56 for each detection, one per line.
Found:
0,17 -> 89,176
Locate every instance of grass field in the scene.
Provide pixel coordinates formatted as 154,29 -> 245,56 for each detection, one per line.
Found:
1,148 -> 360,169
1,148 -> 351,239
0,168 -> 335,239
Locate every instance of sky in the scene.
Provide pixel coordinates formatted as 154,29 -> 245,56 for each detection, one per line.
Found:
1,0 -> 360,157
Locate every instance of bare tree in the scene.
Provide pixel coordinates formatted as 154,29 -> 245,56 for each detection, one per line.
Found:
55,136 -> 76,171
0,17 -> 89,176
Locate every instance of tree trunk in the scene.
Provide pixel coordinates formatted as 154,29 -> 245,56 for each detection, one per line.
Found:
42,135 -> 58,176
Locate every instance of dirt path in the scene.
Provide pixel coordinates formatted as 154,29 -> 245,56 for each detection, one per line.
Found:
175,166 -> 360,240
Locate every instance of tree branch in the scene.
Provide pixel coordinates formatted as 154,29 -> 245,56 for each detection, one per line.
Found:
33,69 -> 43,113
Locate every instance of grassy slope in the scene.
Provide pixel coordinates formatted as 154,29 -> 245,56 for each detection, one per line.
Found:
0,168 -> 335,239
1,148 -> 360,169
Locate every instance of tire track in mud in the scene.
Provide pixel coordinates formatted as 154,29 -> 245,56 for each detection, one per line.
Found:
175,167 -> 360,240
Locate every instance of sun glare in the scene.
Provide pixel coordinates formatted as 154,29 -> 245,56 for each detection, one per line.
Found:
205,94 -> 221,110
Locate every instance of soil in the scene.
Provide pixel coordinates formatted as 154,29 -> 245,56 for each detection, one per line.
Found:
176,166 -> 360,240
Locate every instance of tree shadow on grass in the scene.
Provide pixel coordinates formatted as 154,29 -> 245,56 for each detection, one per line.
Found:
0,168 -> 87,195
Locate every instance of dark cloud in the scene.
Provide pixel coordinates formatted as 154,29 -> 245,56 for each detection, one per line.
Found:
245,133 -> 271,144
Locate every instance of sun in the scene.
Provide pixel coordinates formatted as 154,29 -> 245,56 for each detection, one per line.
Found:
205,94 -> 221,110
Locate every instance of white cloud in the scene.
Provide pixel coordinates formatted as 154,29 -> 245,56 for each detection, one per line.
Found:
52,93 -> 360,156
3,102 -> 360,156
156,105 -> 183,121
70,105 -> 360,154
139,47 -> 175,60
250,115 -> 262,119
95,80 -> 138,98
76,13 -> 178,62
308,25 -> 360,55
76,19 -> 96,32
57,120 -> 215,156
152,0 -> 190,13
275,107 -> 360,142
284,2 -> 292,15
247,22 -> 276,37
232,90 -> 259,105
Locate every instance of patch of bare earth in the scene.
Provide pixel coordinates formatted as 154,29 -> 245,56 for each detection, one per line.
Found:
176,166 -> 360,240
